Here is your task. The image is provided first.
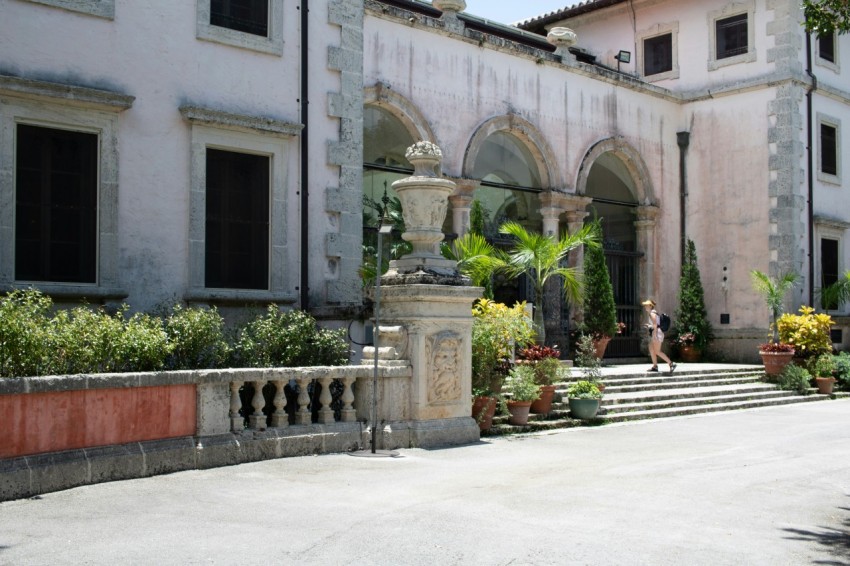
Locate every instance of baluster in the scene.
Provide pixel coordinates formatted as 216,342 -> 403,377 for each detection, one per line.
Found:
229,381 -> 244,432
318,375 -> 334,424
296,375 -> 312,425
270,379 -> 288,428
248,380 -> 267,430
340,376 -> 356,423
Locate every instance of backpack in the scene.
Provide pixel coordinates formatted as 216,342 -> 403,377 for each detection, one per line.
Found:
658,312 -> 671,333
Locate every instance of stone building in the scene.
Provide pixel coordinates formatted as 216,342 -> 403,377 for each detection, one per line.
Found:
0,0 -> 847,362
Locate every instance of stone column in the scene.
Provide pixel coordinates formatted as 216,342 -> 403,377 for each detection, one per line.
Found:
373,142 -> 481,448
448,193 -> 473,237
563,195 -> 592,327
634,205 -> 660,303
537,192 -> 567,348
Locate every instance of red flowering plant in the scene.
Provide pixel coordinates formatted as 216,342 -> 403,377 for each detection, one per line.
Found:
517,345 -> 562,386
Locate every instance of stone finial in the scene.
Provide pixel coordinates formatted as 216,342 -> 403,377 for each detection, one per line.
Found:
432,0 -> 466,13
547,27 -> 578,62
405,141 -> 443,178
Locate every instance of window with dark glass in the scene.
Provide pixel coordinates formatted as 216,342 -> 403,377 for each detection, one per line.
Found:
205,148 -> 269,289
821,238 -> 839,309
716,13 -> 748,59
644,33 -> 673,76
211,0 -> 268,37
15,124 -> 97,283
819,32 -> 835,63
821,123 -> 838,176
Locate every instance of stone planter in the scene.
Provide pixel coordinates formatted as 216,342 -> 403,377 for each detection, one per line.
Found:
530,384 -> 556,414
507,400 -> 533,425
472,396 -> 497,431
815,376 -> 837,395
568,398 -> 600,420
759,350 -> 795,377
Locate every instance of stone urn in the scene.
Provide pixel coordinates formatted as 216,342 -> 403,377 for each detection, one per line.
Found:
432,0 -> 466,12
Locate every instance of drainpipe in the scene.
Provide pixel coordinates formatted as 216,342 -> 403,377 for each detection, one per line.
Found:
300,0 -> 310,311
677,131 -> 690,267
806,33 -> 816,306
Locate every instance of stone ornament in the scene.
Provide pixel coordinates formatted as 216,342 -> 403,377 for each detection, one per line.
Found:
547,27 -> 578,48
426,331 -> 462,403
432,0 -> 466,13
405,140 -> 443,178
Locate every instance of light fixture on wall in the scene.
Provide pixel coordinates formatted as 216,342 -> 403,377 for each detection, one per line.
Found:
615,50 -> 631,73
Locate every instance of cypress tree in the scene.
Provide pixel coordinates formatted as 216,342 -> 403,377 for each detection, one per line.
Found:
581,221 -> 618,339
675,239 -> 714,349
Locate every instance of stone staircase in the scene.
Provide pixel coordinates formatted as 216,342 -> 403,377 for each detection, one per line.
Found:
483,366 -> 831,436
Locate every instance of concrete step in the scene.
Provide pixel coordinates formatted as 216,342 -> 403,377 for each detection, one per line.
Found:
558,376 -> 763,395
601,390 -> 800,414
600,383 -> 778,403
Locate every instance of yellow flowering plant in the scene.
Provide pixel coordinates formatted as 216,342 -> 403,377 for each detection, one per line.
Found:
471,299 -> 535,396
776,306 -> 834,359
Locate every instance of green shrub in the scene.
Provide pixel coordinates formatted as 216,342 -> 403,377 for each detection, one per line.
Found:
581,221 -> 618,340
808,353 -> 835,378
471,299 -> 535,396
567,380 -> 602,399
777,363 -> 812,395
777,306 -> 834,359
503,364 -> 541,402
832,352 -> 850,389
0,289 -> 54,378
164,304 -> 230,370
675,239 -> 714,350
574,334 -> 602,384
235,305 -> 350,367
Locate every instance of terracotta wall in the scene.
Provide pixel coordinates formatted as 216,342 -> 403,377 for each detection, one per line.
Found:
0,385 -> 196,459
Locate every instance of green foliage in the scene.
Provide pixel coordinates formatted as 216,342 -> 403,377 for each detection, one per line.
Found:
360,194 -> 410,287
751,270 -> 799,344
471,299 -> 535,396
235,305 -> 350,367
777,363 -> 812,395
469,199 -> 487,236
503,364 -> 541,402
440,232 -> 506,297
674,239 -> 713,350
803,0 -> 850,35
0,289 -> 55,377
820,270 -> 850,310
567,380 -> 603,400
777,306 -> 834,359
809,353 -> 836,378
581,221 -> 617,339
832,352 -> 850,389
574,334 -> 602,383
164,304 -> 230,370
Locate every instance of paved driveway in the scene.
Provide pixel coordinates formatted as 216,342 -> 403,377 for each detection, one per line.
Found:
1,401 -> 848,565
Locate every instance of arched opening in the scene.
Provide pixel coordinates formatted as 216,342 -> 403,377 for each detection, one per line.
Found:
584,152 -> 642,357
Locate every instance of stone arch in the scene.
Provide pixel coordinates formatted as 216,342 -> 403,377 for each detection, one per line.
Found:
363,82 -> 435,144
462,114 -> 562,189
575,136 -> 656,205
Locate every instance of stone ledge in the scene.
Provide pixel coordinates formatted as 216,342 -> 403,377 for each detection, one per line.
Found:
0,73 -> 133,112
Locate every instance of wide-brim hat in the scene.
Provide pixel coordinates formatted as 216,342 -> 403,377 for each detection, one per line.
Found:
641,299 -> 655,307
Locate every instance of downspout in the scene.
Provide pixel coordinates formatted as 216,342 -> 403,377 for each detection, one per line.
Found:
300,0 -> 310,311
677,131 -> 690,266
806,33 -> 816,306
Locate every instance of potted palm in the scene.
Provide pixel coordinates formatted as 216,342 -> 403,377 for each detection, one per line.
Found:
498,221 -> 597,344
750,270 -> 799,377
581,220 -> 618,358
566,380 -> 603,420
674,239 -> 714,361
503,365 -> 541,425
517,344 -> 561,414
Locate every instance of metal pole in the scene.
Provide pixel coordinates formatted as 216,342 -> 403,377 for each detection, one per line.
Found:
371,229 -> 383,454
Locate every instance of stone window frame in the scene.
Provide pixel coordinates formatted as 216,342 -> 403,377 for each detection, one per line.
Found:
22,0 -> 114,19
815,32 -> 840,74
0,75 -> 132,300
814,217 -> 848,313
817,112 -> 841,185
196,0 -> 284,56
707,1 -> 756,71
636,22 -> 680,83
180,105 -> 301,304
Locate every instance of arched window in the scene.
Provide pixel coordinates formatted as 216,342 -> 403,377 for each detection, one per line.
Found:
470,131 -> 543,238
363,106 -> 415,228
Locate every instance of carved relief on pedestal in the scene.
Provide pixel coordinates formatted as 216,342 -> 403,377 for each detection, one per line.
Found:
425,331 -> 463,404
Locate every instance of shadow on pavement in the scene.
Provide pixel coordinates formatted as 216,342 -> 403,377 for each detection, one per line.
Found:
781,501 -> 850,565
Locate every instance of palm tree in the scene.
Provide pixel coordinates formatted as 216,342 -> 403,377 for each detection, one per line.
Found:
441,232 -> 506,297
499,221 -> 598,343
821,270 -> 850,311
750,270 -> 800,343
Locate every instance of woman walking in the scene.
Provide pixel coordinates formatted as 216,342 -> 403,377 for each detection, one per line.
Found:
642,299 -> 676,373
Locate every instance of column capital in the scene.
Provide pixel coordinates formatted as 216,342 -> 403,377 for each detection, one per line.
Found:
448,177 -> 479,196
448,193 -> 473,207
634,205 -> 661,227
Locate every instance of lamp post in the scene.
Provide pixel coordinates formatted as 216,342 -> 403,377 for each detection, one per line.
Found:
369,218 -> 393,454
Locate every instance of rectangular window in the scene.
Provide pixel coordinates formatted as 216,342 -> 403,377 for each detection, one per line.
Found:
821,123 -> 838,176
821,238 -> 839,310
210,0 -> 268,37
644,33 -> 673,76
716,13 -> 748,59
15,124 -> 98,283
819,32 -> 836,63
205,148 -> 269,290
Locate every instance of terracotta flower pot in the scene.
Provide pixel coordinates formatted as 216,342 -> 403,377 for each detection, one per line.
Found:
815,376 -> 837,395
472,396 -> 497,431
592,336 -> 611,359
530,385 -> 556,414
506,400 -> 533,425
679,345 -> 701,363
759,350 -> 795,377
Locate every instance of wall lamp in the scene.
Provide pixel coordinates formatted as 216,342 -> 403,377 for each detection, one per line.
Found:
615,49 -> 631,73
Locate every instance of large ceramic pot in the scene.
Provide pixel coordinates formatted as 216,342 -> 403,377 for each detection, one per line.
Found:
592,336 -> 611,359
568,398 -> 600,420
472,396 -> 497,431
506,400 -> 533,425
679,345 -> 701,363
530,384 -> 556,414
815,376 -> 837,395
759,350 -> 795,377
